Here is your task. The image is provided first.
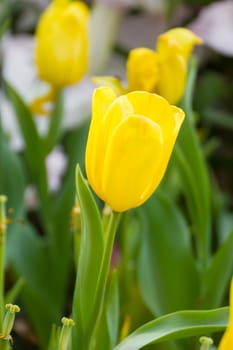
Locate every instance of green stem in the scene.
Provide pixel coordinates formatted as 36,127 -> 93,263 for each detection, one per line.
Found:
88,211 -> 121,350
99,211 -> 121,301
0,195 -> 7,330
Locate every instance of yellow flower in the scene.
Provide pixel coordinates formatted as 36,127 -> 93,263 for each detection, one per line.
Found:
93,27 -> 202,105
156,28 -> 203,103
85,87 -> 185,212
156,43 -> 187,105
35,0 -> 89,87
127,48 -> 159,92
157,27 -> 203,61
219,278 -> 233,350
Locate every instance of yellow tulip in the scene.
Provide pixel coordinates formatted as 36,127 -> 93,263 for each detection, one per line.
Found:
93,28 -> 202,105
35,0 -> 89,87
127,28 -> 202,104
157,27 -> 203,61
156,28 -> 203,104
85,87 -> 185,212
127,48 -> 159,93
219,278 -> 233,350
156,44 -> 187,105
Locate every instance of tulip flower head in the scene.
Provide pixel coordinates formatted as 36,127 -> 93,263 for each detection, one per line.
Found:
85,87 -> 185,212
93,28 -> 202,104
35,0 -> 89,87
218,278 -> 233,350
155,28 -> 203,103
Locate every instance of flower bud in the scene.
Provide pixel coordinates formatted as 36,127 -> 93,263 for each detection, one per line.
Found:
35,0 -> 89,87
85,87 -> 185,212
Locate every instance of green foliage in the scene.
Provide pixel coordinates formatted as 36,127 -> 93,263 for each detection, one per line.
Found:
138,192 -> 199,317
73,166 -> 104,349
114,308 -> 228,350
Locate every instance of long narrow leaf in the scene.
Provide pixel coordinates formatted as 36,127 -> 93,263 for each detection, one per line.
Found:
138,192 -> 198,317
178,58 -> 211,273
205,230 -> 233,308
4,81 -> 44,176
72,165 -> 104,349
114,308 -> 228,350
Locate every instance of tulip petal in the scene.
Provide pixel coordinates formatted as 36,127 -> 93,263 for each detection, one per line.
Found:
85,87 -> 117,197
127,48 -> 159,92
139,105 -> 184,202
102,94 -> 134,137
157,51 -> 187,104
102,114 -> 163,212
230,278 -> 233,323
92,76 -> 125,95
125,91 -> 177,141
157,27 -> 203,61
219,278 -> 233,350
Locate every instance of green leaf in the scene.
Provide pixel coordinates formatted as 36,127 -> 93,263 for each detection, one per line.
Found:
4,81 -> 44,176
72,165 -> 104,349
178,57 -> 211,273
43,89 -> 64,155
5,277 -> 24,304
4,81 -> 55,238
113,308 -> 228,350
48,325 -> 60,350
9,222 -> 59,349
205,230 -> 233,308
0,133 -> 25,218
138,192 -> 199,316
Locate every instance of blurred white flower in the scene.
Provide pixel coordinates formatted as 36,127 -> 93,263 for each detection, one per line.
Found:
0,35 -> 95,149
95,0 -> 164,12
24,186 -> 38,210
24,145 -> 67,207
190,0 -> 233,56
45,146 -> 68,193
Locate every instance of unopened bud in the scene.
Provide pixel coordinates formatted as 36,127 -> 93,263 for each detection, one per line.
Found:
58,317 -> 75,350
2,303 -> 20,336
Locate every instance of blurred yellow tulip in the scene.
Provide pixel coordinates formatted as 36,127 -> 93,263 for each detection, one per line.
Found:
35,0 -> 89,87
157,27 -> 203,61
127,48 -> 159,92
94,27 -> 202,105
219,278 -> 233,350
128,28 -> 202,104
85,87 -> 185,212
156,28 -> 203,103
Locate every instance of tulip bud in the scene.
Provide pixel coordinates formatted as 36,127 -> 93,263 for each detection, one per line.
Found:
156,28 -> 203,103
127,48 -> 159,93
35,0 -> 89,87
157,27 -> 203,61
85,87 -> 185,212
